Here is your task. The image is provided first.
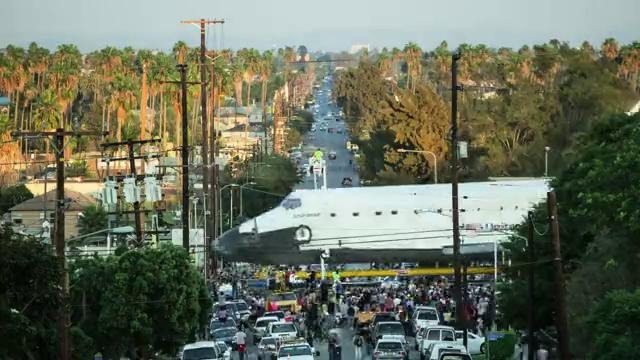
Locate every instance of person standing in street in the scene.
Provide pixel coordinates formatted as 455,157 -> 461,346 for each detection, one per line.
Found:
235,328 -> 247,360
353,331 -> 364,359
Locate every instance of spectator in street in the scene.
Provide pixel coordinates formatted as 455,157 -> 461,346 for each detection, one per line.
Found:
353,331 -> 364,359
235,328 -> 247,360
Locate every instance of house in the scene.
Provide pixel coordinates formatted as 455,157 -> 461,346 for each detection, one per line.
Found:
9,189 -> 96,240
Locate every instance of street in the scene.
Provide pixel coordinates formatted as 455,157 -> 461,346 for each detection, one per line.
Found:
296,76 -> 360,190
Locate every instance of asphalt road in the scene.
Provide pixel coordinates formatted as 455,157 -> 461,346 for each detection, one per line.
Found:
296,76 -> 360,190
239,324 -> 421,360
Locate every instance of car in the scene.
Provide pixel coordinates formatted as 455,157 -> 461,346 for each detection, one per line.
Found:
232,300 -> 251,323
213,303 -> 239,322
267,321 -> 298,340
253,316 -> 280,341
337,128 -> 343,134
215,341 -> 232,360
426,343 -> 469,360
264,311 -> 286,321
181,341 -> 225,360
412,307 -> 441,336
419,326 -> 457,360
455,331 -> 486,355
211,327 -> 237,347
373,321 -> 407,346
276,341 -> 320,359
373,338 -> 409,360
328,151 -> 337,160
257,336 -> 280,360
210,318 -> 237,333
369,312 -> 397,338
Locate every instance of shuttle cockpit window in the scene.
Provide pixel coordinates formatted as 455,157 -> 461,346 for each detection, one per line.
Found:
281,197 -> 302,210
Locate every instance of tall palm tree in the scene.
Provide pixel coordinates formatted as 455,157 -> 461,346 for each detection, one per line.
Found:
49,44 -> 82,128
230,59 -> 245,108
403,42 -> 422,93
259,51 -> 273,142
601,38 -> 619,61
111,74 -> 138,142
34,89 -> 62,157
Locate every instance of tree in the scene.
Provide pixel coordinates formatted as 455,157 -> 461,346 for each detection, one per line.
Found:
0,226 -> 61,359
587,289 -> 640,360
0,184 -> 33,214
69,245 -> 211,358
77,204 -> 107,235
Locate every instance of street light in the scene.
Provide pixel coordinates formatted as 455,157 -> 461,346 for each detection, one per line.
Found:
544,146 -> 551,177
218,182 -> 257,234
397,149 -> 438,183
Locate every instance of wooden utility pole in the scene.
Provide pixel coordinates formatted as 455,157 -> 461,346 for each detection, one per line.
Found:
181,19 -> 224,273
12,129 -> 106,360
450,52 -> 464,332
101,138 -> 162,245
527,211 -> 536,360
179,63 -> 190,250
547,191 -> 571,360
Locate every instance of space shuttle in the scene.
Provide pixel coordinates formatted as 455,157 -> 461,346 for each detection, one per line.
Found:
215,179 -> 549,264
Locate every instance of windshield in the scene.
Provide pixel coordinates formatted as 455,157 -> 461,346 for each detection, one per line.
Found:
378,323 -> 405,335
418,310 -> 438,320
271,323 -> 296,333
183,347 -> 217,360
216,342 -> 228,352
256,319 -> 277,328
213,328 -> 236,338
377,342 -> 403,351
278,345 -> 312,356
235,302 -> 249,311
261,338 -> 277,346
374,314 -> 396,323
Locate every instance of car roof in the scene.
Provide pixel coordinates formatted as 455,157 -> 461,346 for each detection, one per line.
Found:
426,325 -> 455,331
213,326 -> 236,332
257,316 -> 279,321
376,338 -> 404,344
432,343 -> 467,351
183,341 -> 218,350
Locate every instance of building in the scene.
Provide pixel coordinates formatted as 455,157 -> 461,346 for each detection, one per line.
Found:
9,189 -> 96,240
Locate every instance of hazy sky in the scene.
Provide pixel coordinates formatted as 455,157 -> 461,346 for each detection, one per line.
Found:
1,0 -> 638,52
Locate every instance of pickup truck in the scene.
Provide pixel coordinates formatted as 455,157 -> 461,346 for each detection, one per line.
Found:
418,326 -> 457,360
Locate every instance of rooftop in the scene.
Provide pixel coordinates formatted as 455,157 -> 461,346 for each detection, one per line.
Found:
10,189 -> 96,212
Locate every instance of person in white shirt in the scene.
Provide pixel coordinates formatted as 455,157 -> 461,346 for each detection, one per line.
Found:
235,329 -> 247,360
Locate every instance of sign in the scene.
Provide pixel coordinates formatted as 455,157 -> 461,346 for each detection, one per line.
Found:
488,332 -> 504,341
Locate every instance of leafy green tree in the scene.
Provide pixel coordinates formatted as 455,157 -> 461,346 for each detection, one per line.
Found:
499,112 -> 640,356
587,289 -> 640,360
69,245 -> 211,358
77,204 -> 108,235
0,184 -> 33,214
0,226 -> 61,359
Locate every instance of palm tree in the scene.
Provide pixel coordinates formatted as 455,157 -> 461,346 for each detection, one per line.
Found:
258,51 -> 273,142
601,38 -> 619,61
377,48 -> 393,79
49,44 -> 82,128
34,89 -> 62,157
111,74 -> 138,142
230,59 -> 245,108
403,42 -> 422,93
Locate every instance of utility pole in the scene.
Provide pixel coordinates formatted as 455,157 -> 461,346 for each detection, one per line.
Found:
450,52 -> 464,334
101,138 -> 162,245
527,211 -> 536,360
12,128 -> 106,360
181,18 -> 224,273
547,191 -> 571,360
179,63 -> 190,250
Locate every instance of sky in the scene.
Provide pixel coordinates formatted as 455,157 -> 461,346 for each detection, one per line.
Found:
1,0 -> 639,53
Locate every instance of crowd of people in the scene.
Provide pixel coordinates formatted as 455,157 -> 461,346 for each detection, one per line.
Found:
209,264 -> 498,359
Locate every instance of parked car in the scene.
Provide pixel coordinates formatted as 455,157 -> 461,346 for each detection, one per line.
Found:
425,343 -> 468,360
181,341 -> 224,360
267,321 -> 298,340
257,336 -> 280,360
211,327 -> 237,347
412,307 -> 441,336
210,318 -> 237,333
373,339 -> 409,360
373,321 -> 407,345
455,331 -> 486,354
253,316 -> 279,341
418,326 -> 457,360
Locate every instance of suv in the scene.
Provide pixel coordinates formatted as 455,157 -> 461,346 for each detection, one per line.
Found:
373,321 -> 407,345
181,341 -> 224,360
373,339 -> 409,360
370,312 -> 397,334
419,326 -> 456,360
426,343 -> 468,360
231,300 -> 251,323
413,308 -> 441,347
257,336 -> 280,360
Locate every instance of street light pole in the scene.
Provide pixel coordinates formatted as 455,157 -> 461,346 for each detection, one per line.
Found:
544,146 -> 550,177
397,149 -> 438,183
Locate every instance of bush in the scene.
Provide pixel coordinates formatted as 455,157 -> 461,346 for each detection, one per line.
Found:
67,160 -> 88,177
487,331 -> 516,360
